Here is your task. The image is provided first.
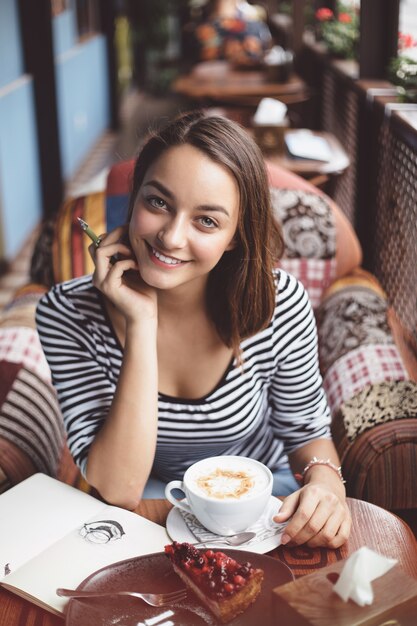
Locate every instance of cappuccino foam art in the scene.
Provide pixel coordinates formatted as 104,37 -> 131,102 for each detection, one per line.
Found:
189,458 -> 270,500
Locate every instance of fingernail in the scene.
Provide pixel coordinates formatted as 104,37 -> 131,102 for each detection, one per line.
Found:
281,533 -> 290,545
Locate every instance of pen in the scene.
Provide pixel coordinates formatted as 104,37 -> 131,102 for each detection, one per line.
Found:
77,217 -> 102,247
78,217 -> 121,266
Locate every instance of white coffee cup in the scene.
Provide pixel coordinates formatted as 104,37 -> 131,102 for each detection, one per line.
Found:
165,456 -> 273,536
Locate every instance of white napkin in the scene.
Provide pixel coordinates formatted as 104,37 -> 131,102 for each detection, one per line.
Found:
285,130 -> 332,161
264,46 -> 293,66
253,97 -> 287,125
333,546 -> 397,606
179,497 -> 286,545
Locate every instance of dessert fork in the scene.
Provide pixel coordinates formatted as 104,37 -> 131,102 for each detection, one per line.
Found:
56,587 -> 187,607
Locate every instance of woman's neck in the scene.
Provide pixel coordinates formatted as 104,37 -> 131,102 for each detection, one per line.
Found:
156,280 -> 209,323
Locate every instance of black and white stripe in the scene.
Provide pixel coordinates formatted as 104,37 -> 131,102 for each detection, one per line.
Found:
36,270 -> 331,480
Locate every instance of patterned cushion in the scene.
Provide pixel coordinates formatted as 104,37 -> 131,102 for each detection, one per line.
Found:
317,275 -> 393,375
317,275 -> 410,415
271,188 -> 337,308
331,380 -> 417,509
337,380 -> 417,442
323,345 -> 408,416
316,273 -> 417,508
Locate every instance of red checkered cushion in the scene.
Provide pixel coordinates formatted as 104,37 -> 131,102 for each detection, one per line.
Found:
323,344 -> 408,416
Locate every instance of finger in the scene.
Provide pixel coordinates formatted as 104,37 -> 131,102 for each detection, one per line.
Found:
274,491 -> 300,522
306,504 -> 348,547
88,242 -> 95,261
307,510 -> 348,549
326,513 -> 352,549
97,225 -> 127,246
289,499 -> 333,546
106,259 -> 139,282
280,492 -> 322,545
96,242 -> 133,260
95,259 -> 138,296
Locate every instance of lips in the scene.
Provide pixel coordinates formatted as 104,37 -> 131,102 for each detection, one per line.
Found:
146,242 -> 188,267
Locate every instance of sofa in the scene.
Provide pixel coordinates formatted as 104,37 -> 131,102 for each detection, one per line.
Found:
1,159 -> 416,517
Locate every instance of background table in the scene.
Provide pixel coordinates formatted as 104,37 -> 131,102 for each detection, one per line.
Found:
1,498 -> 416,625
172,60 -> 309,107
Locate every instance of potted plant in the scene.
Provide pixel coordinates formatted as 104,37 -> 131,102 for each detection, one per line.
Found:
388,33 -> 417,104
315,2 -> 359,61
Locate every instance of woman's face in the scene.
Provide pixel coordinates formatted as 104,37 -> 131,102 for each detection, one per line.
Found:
129,144 -> 240,294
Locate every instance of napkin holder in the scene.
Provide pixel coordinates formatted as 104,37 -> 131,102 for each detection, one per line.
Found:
272,560 -> 417,626
252,119 -> 289,153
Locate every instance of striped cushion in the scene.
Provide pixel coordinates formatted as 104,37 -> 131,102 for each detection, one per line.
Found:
0,361 -> 65,480
0,284 -> 67,489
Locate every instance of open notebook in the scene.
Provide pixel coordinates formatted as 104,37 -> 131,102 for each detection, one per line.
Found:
0,474 -> 169,616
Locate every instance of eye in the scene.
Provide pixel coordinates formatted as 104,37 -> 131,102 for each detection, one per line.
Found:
146,195 -> 168,210
198,216 -> 218,229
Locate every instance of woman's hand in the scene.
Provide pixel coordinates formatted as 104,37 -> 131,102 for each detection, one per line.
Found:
274,480 -> 351,549
90,226 -> 157,323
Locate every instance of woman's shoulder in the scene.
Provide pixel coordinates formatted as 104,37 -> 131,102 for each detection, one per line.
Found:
272,268 -> 312,321
273,267 -> 308,299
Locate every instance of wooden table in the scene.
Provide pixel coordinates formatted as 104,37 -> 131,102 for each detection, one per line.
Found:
264,130 -> 350,179
172,60 -> 309,106
1,498 -> 416,625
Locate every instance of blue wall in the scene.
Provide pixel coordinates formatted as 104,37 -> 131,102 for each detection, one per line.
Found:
0,0 -> 110,262
0,0 -> 23,89
55,35 -> 110,179
52,7 -> 77,57
0,78 -> 42,258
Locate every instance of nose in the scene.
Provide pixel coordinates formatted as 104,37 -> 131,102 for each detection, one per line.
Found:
157,215 -> 187,250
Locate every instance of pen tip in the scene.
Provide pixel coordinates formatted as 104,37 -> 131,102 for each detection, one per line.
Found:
77,217 -> 87,229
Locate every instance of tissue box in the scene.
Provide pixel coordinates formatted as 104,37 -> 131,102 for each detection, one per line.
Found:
252,120 -> 289,153
272,560 -> 417,625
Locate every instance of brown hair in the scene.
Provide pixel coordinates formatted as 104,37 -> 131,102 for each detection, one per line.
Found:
127,111 -> 284,356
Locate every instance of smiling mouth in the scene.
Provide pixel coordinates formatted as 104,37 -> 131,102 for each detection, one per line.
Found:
147,243 -> 188,267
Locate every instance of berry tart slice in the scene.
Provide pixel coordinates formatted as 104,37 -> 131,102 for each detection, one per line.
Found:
165,541 -> 264,624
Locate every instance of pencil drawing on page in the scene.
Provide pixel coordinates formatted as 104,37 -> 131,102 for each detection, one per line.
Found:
80,520 -> 125,544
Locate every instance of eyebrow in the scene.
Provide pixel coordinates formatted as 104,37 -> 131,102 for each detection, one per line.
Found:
144,179 -> 231,217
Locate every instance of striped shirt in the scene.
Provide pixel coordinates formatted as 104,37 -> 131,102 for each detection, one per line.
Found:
36,270 -> 331,480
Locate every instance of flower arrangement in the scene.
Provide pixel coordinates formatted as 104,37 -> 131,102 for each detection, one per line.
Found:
315,2 -> 359,60
389,33 -> 417,103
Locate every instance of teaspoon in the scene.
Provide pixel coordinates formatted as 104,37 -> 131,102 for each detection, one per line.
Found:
191,531 -> 256,548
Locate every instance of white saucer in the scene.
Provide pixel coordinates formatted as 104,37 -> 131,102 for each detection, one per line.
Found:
166,495 -> 285,555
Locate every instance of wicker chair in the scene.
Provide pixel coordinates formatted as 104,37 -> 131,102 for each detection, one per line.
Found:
0,160 -> 416,519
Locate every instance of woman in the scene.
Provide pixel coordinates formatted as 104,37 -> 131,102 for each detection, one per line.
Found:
194,0 -> 272,64
36,112 -> 351,548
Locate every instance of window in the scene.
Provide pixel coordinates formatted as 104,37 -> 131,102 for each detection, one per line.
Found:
400,0 -> 417,42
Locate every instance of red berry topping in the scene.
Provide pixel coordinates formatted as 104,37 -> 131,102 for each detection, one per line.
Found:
224,583 -> 234,594
165,542 -> 255,599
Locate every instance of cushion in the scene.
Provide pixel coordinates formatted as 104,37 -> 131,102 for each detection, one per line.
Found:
317,272 -> 417,509
317,272 -> 410,416
0,284 -> 66,488
0,361 -> 65,478
270,187 -> 337,308
49,160 -> 135,284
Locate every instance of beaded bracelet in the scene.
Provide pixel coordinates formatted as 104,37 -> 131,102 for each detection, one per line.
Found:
294,457 -> 346,485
